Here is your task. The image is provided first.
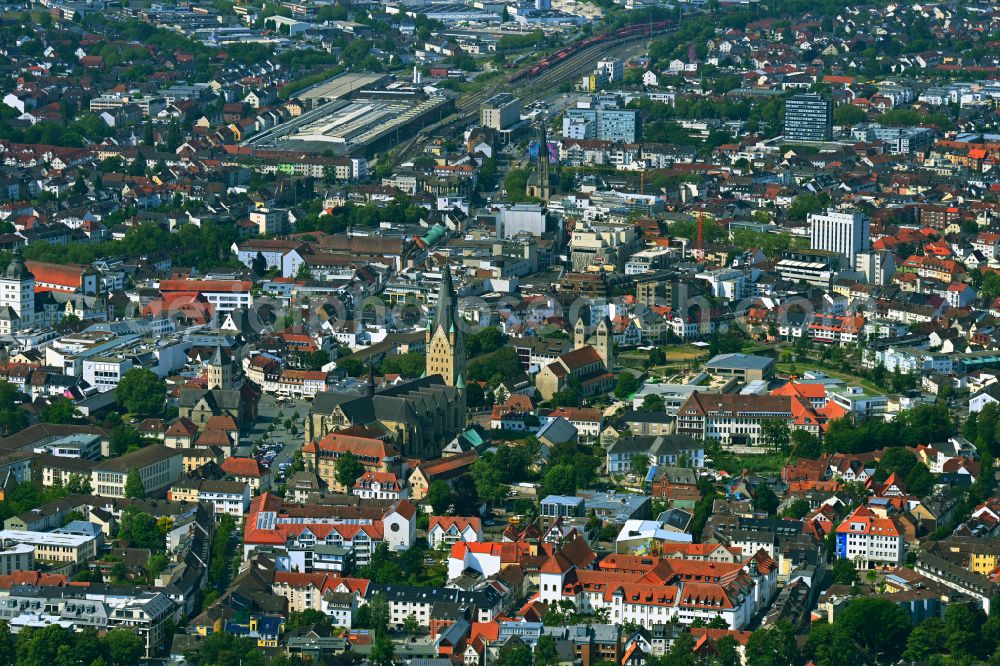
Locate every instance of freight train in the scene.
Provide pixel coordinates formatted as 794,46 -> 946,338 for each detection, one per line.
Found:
510,20 -> 672,82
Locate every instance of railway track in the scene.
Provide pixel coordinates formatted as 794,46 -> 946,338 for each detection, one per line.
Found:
390,29 -> 664,165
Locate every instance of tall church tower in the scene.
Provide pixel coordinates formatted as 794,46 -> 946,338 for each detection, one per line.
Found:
593,317 -> 614,371
425,266 -> 465,389
526,123 -> 551,203
0,247 -> 34,334
574,315 -> 614,371
206,346 -> 238,390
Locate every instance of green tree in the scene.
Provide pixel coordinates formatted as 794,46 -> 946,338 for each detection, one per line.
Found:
805,621 -> 862,666
831,558 -> 858,585
614,373 -> 640,400
640,394 -> 665,412
105,628 -> 143,666
837,597 -> 910,661
902,617 -> 946,662
744,621 -> 799,666
534,635 -> 559,666
426,480 -> 454,514
834,104 -> 867,126
753,484 -> 780,514
186,631 -> 262,666
496,641 -> 533,666
0,621 -> 12,666
760,419 -> 790,453
366,593 -> 390,632
66,472 -> 92,494
659,631 -> 697,666
781,498 -> 810,519
370,633 -> 395,666
124,467 -> 145,499
0,381 -> 27,436
790,429 -> 822,459
944,602 -> 985,659
251,251 -> 268,276
109,424 -> 142,456
709,635 -> 741,666
116,368 -> 166,416
287,608 -> 330,632
470,452 -> 509,506
118,505 -> 165,550
541,463 -> 577,497
452,475 -> 481,515
630,454 -> 650,480
146,552 -> 169,580
42,398 -> 78,424
15,624 -> 70,666
334,451 -> 365,488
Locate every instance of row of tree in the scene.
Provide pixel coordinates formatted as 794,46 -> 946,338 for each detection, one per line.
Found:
0,622 -> 143,666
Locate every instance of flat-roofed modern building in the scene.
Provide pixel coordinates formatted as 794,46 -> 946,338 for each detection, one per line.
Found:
481,93 -> 521,130
91,445 -> 183,498
704,353 -> 776,382
0,542 -> 34,574
809,209 -> 870,267
784,93 -> 832,142
0,529 -> 96,564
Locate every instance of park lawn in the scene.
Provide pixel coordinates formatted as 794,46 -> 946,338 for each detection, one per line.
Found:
620,344 -> 706,364
664,344 -> 708,360
711,450 -> 787,477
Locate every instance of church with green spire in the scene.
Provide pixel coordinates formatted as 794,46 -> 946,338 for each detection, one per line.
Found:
425,265 -> 466,390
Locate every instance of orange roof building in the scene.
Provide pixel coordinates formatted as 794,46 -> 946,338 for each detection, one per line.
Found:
835,505 -> 904,568
243,491 -> 417,558
532,546 -> 775,629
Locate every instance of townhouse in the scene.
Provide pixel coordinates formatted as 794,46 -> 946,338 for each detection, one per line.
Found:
606,435 -> 706,474
168,479 -> 252,519
367,583 -> 504,629
271,571 -> 369,620
428,516 -> 483,549
538,407 -> 604,440
537,550 -> 776,630
835,505 -> 905,569
243,492 -> 416,565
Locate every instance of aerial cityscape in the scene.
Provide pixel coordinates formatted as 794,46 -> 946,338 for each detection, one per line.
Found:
0,0 -> 998,664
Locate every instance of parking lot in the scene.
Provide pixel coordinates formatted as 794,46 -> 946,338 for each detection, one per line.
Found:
238,394 -> 310,483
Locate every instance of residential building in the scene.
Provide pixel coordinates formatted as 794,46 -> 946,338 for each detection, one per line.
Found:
606,435 -> 706,473
168,479 -> 252,519
427,516 -> 483,548
835,505 -> 904,569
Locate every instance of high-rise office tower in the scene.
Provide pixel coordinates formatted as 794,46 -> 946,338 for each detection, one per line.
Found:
784,93 -> 833,142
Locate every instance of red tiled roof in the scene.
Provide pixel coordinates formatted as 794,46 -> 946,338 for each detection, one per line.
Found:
0,571 -> 68,589
221,456 -> 264,478
429,516 -> 482,534
166,417 -> 199,437
272,571 -> 370,596
24,260 -> 88,291
159,279 -> 252,292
